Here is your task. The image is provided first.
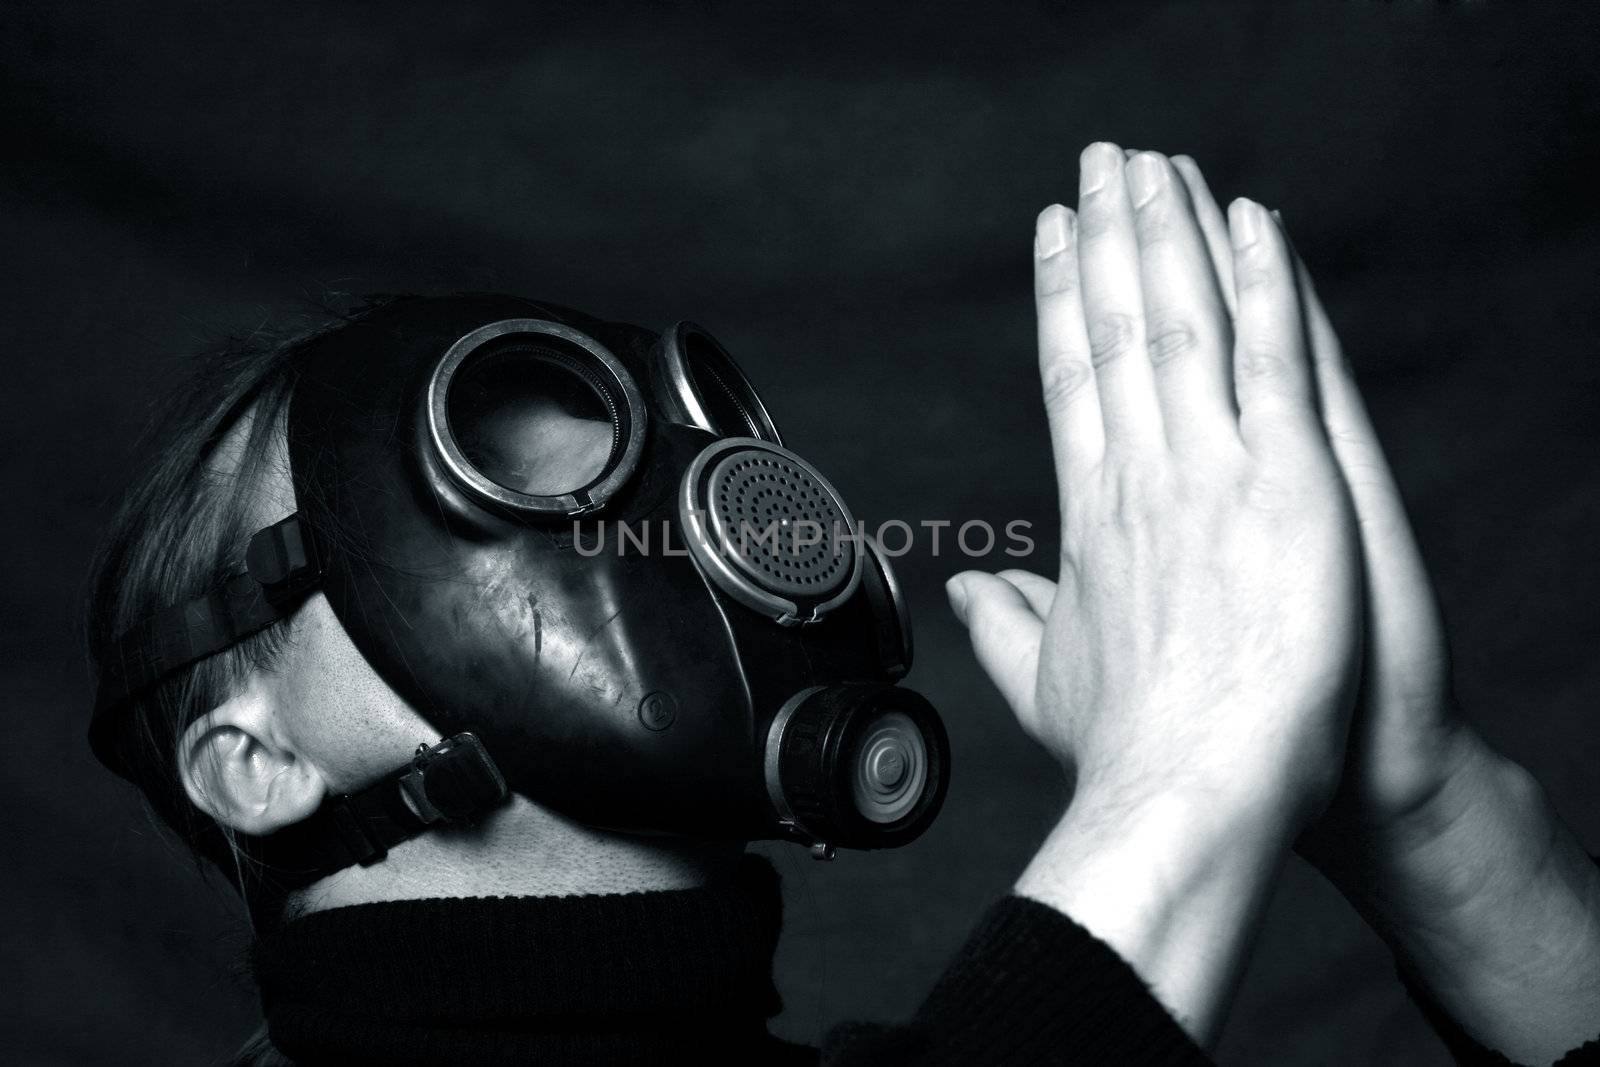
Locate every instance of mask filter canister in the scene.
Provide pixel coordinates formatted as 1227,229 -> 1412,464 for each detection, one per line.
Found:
765,684 -> 949,852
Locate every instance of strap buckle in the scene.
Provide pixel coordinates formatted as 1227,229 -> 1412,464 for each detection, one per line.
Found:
244,514 -> 322,607
397,732 -> 509,825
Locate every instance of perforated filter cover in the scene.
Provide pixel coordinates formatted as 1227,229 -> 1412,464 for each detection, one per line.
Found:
707,449 -> 853,597
681,438 -> 863,623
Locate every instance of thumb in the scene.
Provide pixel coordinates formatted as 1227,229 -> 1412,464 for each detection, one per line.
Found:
947,571 -> 1045,721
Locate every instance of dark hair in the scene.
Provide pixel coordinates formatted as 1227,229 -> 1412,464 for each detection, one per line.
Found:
83,303 -> 372,884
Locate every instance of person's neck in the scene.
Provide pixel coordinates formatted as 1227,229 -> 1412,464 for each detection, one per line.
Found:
288,795 -> 744,915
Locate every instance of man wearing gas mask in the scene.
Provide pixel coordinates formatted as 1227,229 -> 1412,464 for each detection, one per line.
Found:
87,146 -> 1600,1066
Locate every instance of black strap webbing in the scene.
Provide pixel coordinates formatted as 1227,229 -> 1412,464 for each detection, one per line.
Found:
90,513 -> 511,893
252,732 -> 510,893
93,514 -> 321,719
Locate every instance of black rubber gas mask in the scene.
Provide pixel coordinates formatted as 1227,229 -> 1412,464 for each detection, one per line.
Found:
92,295 -> 948,885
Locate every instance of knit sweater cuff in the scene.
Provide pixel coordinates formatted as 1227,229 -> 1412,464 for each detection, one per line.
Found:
826,895 -> 1212,1065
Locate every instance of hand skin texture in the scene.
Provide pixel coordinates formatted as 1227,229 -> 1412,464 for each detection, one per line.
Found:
947,143 -> 1600,1060
1172,153 -> 1600,1065
948,141 -> 1365,1044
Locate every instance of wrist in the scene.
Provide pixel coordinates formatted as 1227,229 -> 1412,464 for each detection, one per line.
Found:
1070,710 -> 1346,849
1017,786 -> 1295,1045
1314,728 -> 1600,1064
1018,788 -> 1293,930
1312,727 -> 1535,919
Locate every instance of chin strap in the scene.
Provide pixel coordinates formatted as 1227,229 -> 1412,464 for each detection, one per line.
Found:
255,732 -> 511,892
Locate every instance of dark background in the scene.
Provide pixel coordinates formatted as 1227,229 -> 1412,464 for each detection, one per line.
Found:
4,3 -> 1598,1064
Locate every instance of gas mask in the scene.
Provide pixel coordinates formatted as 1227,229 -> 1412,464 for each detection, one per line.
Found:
91,294 -> 949,888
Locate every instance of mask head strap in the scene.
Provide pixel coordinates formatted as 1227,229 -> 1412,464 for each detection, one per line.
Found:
90,513 -> 321,771
91,510 -> 512,891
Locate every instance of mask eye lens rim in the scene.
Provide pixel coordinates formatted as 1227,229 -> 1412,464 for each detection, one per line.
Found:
653,320 -> 783,444
428,318 -> 647,517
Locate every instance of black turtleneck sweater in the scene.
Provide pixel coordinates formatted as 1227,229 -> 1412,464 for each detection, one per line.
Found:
250,856 -> 1600,1066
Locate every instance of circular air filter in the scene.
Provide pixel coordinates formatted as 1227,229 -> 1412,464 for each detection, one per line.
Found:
764,684 -> 950,851
849,711 -> 928,824
681,438 -> 862,624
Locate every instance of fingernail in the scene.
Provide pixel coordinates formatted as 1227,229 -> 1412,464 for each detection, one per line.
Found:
1080,142 -> 1121,195
945,575 -> 970,623
1126,153 -> 1166,209
1035,205 -> 1069,259
1231,198 -> 1264,248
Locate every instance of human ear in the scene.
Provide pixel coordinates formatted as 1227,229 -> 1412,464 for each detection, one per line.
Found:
177,678 -> 327,835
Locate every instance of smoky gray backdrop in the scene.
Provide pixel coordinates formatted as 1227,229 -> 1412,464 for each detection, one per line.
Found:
3,3 -> 1598,1064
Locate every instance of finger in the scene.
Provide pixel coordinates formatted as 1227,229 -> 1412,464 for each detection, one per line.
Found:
1229,198 -> 1320,452
1125,152 -> 1237,446
1075,141 -> 1165,452
946,571 -> 1043,719
1035,204 -> 1106,474
1289,244 -> 1434,603
1171,155 -> 1238,319
996,568 -> 1058,618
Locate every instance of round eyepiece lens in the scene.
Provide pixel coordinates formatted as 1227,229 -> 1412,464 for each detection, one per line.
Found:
447,342 -> 617,497
660,324 -> 781,442
686,332 -> 761,438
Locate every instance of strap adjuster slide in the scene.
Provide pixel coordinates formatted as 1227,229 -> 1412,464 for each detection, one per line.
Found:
250,731 -> 511,891
398,732 -> 509,825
